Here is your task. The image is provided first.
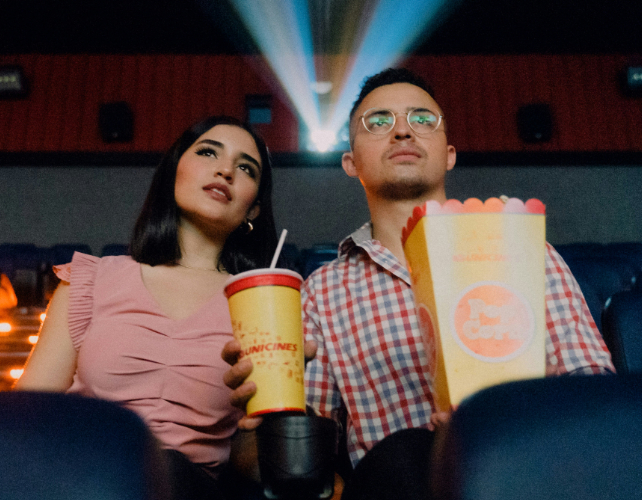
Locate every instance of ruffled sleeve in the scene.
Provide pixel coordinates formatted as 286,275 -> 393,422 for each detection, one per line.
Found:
53,252 -> 100,351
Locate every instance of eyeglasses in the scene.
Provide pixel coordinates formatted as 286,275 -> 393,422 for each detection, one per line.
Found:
360,108 -> 444,136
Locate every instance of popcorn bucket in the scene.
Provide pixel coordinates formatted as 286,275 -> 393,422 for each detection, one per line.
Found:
402,198 -> 547,411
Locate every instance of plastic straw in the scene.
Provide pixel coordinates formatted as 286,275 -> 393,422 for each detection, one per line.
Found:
270,229 -> 288,269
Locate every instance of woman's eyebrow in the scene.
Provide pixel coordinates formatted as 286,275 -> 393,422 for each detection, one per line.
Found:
195,139 -> 261,172
196,139 -> 224,148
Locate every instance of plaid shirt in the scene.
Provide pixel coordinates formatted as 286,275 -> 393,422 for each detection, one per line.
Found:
303,222 -> 615,467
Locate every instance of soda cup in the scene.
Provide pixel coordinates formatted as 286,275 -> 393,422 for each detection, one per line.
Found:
224,269 -> 306,417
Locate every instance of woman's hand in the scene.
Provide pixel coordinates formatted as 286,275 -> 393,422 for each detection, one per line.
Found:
222,338 -> 318,430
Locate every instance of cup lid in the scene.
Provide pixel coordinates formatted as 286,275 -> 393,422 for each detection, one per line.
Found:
224,268 -> 303,298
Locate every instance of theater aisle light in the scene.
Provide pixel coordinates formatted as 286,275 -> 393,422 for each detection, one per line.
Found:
217,0 -> 455,152
9,368 -> 23,380
0,322 -> 11,334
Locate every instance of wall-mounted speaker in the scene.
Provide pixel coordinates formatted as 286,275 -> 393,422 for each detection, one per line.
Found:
99,101 -> 134,142
246,95 -> 272,125
516,103 -> 552,143
621,65 -> 642,97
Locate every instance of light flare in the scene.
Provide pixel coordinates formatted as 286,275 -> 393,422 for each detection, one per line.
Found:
205,0 -> 457,151
310,129 -> 336,152
226,0 -> 321,131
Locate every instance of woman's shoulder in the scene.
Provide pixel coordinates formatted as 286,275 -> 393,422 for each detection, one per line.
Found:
54,252 -> 137,282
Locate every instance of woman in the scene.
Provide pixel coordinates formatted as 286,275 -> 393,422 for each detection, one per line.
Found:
15,116 -> 277,499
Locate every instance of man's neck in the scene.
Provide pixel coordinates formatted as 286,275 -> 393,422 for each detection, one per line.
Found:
368,191 -> 446,266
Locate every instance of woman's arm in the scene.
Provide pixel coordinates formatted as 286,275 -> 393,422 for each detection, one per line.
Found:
13,282 -> 78,391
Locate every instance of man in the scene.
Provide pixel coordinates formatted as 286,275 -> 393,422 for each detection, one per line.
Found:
223,67 -> 614,497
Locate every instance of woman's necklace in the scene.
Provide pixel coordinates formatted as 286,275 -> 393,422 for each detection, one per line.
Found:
177,262 -> 218,272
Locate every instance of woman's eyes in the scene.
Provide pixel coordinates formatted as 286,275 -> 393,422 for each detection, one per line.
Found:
238,163 -> 257,178
195,147 -> 218,158
195,147 -> 257,179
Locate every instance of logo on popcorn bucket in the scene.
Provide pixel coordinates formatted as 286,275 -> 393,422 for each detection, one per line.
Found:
451,281 -> 535,362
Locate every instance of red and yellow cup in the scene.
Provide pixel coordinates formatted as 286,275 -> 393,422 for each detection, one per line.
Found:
224,269 -> 306,417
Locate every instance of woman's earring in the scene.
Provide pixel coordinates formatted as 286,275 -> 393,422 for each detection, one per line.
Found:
245,219 -> 254,234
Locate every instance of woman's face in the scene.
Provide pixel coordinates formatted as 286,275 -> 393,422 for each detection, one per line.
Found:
174,124 -> 262,236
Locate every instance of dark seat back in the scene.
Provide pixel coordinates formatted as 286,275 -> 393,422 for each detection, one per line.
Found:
101,244 -> 130,257
49,243 -> 93,265
300,244 -> 338,279
431,374 -> 642,500
0,244 -> 49,307
0,392 -> 171,500
602,290 -> 642,374
559,255 -> 637,332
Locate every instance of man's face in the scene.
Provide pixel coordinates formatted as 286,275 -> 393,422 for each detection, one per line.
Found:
342,82 -> 456,202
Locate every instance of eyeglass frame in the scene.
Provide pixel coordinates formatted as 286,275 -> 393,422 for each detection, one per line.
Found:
359,107 -> 445,137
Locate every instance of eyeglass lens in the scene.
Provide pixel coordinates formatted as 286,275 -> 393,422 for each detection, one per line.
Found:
363,109 -> 440,135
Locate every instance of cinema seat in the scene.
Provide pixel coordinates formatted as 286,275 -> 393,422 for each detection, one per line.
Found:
49,243 -> 93,265
101,244 -> 130,257
431,374 -> 642,500
300,244 -> 338,278
560,255 -> 637,332
0,391 -> 171,500
0,244 -> 49,307
602,290 -> 642,374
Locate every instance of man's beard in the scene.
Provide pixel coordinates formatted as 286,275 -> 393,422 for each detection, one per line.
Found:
375,179 -> 432,201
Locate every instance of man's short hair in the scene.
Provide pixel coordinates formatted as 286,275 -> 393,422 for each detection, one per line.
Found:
349,68 -> 435,123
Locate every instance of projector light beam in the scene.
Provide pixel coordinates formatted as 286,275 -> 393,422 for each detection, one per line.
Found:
205,0 -> 458,151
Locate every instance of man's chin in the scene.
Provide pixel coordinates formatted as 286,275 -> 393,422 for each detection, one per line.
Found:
377,181 -> 431,201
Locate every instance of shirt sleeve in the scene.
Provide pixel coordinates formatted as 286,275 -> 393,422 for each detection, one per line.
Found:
544,243 -> 615,375
302,272 -> 344,422
53,252 -> 100,352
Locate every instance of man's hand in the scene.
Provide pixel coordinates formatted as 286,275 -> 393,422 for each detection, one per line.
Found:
222,338 -> 318,430
428,405 -> 458,431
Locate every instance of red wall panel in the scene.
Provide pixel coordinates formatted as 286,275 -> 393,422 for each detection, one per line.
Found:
0,54 -> 640,154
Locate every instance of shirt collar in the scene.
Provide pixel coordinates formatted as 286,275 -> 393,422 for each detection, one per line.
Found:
339,222 -> 412,285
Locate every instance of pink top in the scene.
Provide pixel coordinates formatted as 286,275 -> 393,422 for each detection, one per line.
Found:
54,252 -> 242,473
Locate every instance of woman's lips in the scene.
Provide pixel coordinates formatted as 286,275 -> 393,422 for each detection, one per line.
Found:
203,182 -> 231,201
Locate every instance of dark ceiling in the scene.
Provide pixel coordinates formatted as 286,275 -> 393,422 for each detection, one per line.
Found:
1,0 -> 641,55
0,0 -> 642,54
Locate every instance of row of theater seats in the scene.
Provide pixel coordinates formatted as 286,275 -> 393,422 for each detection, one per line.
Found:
281,243 -> 339,279
553,242 -> 642,375
0,243 -> 129,308
1,374 -> 641,500
0,241 -> 336,308
554,242 -> 642,332
2,240 -> 641,374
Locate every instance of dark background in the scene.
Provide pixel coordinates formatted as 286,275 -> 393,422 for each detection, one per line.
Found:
1,0 -> 641,55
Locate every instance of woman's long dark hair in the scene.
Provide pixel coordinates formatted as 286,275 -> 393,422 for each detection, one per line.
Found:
130,116 -> 278,275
